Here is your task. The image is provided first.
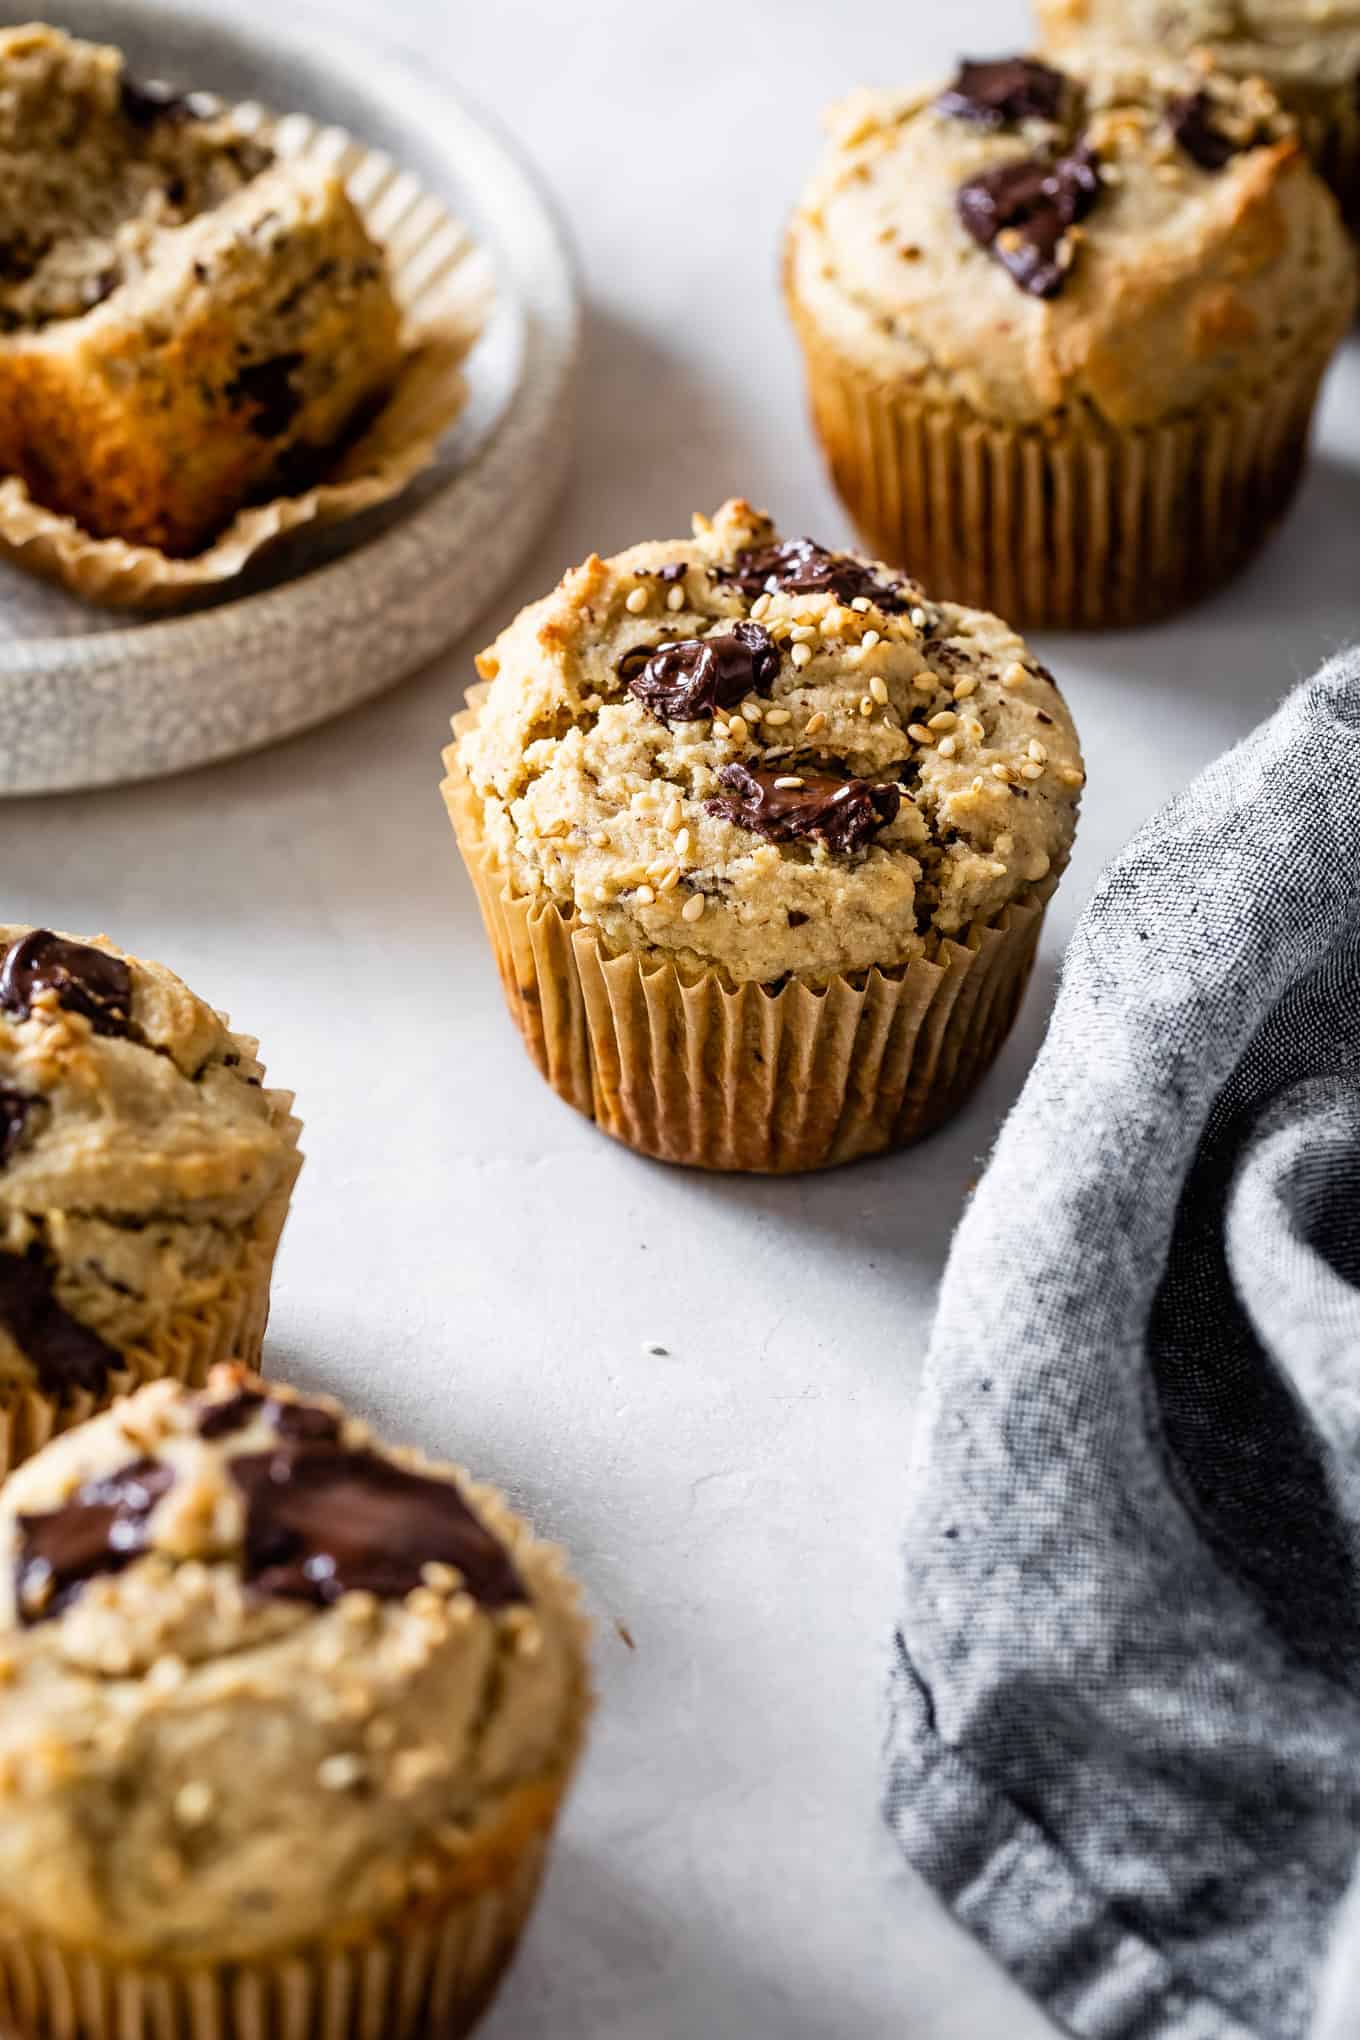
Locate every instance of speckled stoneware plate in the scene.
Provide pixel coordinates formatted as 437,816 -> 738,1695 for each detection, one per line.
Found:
0,0 -> 579,795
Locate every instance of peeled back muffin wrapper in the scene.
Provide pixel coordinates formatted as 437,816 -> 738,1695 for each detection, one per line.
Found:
0,1370 -> 591,2040
0,928 -> 302,1472
445,683 -> 1060,1176
0,104 -> 489,613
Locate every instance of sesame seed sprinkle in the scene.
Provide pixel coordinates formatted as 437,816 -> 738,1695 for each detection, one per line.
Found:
764,707 -> 791,726
869,675 -> 889,705
682,893 -> 706,923
805,711 -> 827,736
667,584 -> 687,612
625,587 -> 650,615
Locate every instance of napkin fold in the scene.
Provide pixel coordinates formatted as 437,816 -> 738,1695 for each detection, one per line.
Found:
885,652 -> 1360,2040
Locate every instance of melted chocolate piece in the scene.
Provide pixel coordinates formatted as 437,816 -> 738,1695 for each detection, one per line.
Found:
706,760 -> 903,853
0,1089 -> 34,1166
1168,90 -> 1245,171
0,1251 -> 122,1397
957,141 -> 1101,298
230,1443 -> 526,1609
0,931 -> 134,1038
647,563 -> 688,583
120,74 -> 217,127
721,539 -> 909,613
622,621 -> 780,725
198,1388 -> 342,1444
936,56 -> 1067,130
225,354 -> 305,439
15,1459 -> 173,1624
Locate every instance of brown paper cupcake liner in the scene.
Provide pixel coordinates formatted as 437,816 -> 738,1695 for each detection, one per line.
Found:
787,265 -> 1346,628
0,109 -> 491,613
0,1080 -> 302,1478
1295,95 -> 1360,234
442,698 -> 1056,1173
0,1670 -> 588,2040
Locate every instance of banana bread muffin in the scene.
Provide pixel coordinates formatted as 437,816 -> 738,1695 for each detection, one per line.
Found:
785,51 -> 1355,626
1038,0 -> 1360,228
443,499 -> 1083,1172
0,25 -> 402,554
0,926 -> 300,1472
0,1366 -> 588,2040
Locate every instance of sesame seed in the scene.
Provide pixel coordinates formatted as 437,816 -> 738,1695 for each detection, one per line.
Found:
938,736 -> 957,758
664,798 -> 683,831
927,710 -> 957,731
971,776 -> 986,794
910,607 -> 929,628
682,893 -> 706,923
667,584 -> 687,612
790,642 -> 813,670
674,828 -> 692,856
912,673 -> 936,694
990,763 -> 1012,782
658,867 -> 681,893
763,708 -> 791,726
1002,663 -> 1028,690
907,723 -> 933,744
773,776 -> 805,790
726,715 -> 748,743
1019,760 -> 1044,780
851,596 -> 871,613
319,1755 -> 366,1792
1059,764 -> 1086,787
625,587 -> 650,615
741,701 -> 762,722
952,675 -> 978,700
1026,852 -> 1051,880
713,721 -> 730,739
988,861 -> 1009,878
860,696 -> 875,717
790,624 -> 817,643
635,885 -> 656,905
861,629 -> 881,650
751,593 -> 771,619
869,675 -> 889,705
805,711 -> 827,736
1027,739 -> 1047,763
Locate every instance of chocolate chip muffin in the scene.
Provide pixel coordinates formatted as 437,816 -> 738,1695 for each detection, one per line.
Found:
442,499 -> 1082,1173
0,927 -> 300,1473
785,51 -> 1355,626
0,1366 -> 588,2040
0,25 -> 402,554
1039,0 -> 1360,229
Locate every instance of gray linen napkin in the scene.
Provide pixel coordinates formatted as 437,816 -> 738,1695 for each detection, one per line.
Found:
885,651 -> 1360,2040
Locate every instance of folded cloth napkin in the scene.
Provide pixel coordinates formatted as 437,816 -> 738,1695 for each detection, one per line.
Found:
885,651 -> 1360,2040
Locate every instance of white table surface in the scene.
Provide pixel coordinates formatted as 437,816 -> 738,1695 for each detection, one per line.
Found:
5,1 -> 1359,2033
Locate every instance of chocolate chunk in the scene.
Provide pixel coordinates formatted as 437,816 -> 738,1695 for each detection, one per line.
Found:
705,760 -> 903,853
0,1251 -> 122,1397
721,539 -> 909,613
16,1459 -> 174,1623
225,353 -> 305,439
622,621 -> 780,725
120,74 -> 217,127
0,931 -> 134,1039
957,141 -> 1101,298
647,563 -> 689,583
1168,90 -> 1245,171
230,1443 -> 526,1609
936,57 -> 1068,130
198,1388 -> 342,1445
0,1089 -> 34,1165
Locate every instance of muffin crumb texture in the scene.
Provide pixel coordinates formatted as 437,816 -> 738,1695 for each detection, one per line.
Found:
0,926 -> 296,1404
0,1368 -> 585,1964
457,500 -> 1082,985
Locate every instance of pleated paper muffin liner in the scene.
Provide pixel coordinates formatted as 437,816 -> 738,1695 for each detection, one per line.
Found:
786,259 -> 1350,629
0,108 -> 491,613
1297,94 -> 1360,234
0,1075 -> 302,1478
0,1669 -> 589,2040
443,699 -> 1057,1174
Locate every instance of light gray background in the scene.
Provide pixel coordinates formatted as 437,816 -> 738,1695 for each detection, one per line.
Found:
4,2 -> 1358,2035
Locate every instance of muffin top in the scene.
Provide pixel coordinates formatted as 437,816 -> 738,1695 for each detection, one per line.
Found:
0,1367 -> 585,1961
0,927 -> 297,1399
786,51 -> 1355,427
452,500 -> 1082,986
1039,1 -> 1360,99
0,24 -> 273,331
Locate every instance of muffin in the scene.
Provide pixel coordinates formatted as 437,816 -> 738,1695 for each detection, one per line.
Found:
0,25 -> 402,554
0,1366 -> 589,2040
784,52 -> 1356,627
441,499 -> 1083,1174
0,926 -> 300,1473
1038,0 -> 1360,229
